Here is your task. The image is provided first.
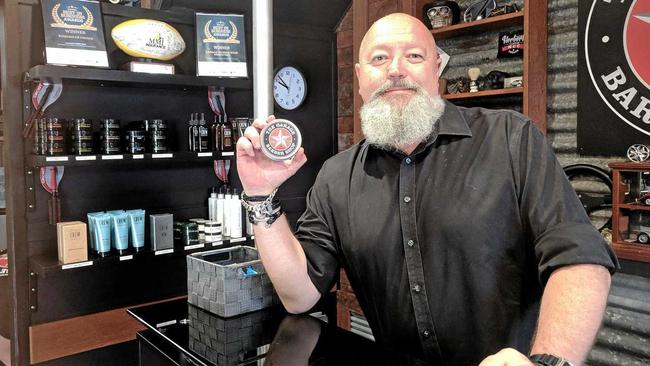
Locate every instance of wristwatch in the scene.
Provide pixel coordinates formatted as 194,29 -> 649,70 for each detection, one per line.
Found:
529,354 -> 574,366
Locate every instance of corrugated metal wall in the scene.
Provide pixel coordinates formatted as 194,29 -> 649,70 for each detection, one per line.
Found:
438,0 -> 623,168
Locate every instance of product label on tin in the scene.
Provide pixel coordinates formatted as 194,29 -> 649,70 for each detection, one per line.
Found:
261,120 -> 301,160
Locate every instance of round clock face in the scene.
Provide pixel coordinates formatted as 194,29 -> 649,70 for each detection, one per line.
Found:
273,66 -> 307,110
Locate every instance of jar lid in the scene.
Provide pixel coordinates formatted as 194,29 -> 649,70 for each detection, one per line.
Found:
259,119 -> 302,161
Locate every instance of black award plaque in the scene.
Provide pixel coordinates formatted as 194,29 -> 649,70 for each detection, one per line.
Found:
41,0 -> 109,67
195,13 -> 248,77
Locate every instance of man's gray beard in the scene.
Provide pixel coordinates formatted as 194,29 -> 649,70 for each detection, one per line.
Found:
360,90 -> 445,150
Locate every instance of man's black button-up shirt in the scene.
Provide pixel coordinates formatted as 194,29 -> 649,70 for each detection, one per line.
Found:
294,102 -> 618,365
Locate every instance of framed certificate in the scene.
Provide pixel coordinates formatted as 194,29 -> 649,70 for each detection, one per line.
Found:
41,0 -> 109,67
195,13 -> 248,78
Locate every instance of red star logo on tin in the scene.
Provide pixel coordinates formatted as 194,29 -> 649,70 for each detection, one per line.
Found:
625,1 -> 650,88
269,127 -> 293,151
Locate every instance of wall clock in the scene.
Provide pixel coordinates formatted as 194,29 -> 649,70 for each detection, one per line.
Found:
273,65 -> 307,110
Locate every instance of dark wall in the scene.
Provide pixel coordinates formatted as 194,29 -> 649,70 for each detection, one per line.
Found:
21,0 -> 342,323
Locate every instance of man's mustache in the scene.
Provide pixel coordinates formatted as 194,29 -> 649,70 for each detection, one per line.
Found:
370,79 -> 423,100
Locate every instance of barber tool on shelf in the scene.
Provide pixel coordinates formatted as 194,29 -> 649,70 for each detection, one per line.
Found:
489,3 -> 519,17
423,1 -> 460,29
485,70 -> 510,90
446,77 -> 470,94
463,0 -> 497,22
468,68 -> 481,93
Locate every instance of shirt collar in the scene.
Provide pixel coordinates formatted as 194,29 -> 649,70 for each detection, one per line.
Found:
425,100 -> 473,147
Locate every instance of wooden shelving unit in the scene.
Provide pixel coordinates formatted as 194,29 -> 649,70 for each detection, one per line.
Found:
443,87 -> 523,101
414,0 -> 547,133
609,161 -> 650,263
430,11 -> 524,40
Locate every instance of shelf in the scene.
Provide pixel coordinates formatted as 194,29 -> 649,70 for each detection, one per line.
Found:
609,162 -> 650,171
431,11 -> 524,40
612,242 -> 650,263
30,235 -> 255,277
442,87 -> 523,101
26,151 -> 236,167
617,204 -> 650,211
25,65 -> 252,90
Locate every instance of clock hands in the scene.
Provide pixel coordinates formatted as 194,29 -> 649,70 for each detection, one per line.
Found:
277,76 -> 290,91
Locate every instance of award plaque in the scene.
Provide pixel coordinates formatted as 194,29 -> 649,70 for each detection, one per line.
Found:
41,0 -> 109,67
195,13 -> 248,77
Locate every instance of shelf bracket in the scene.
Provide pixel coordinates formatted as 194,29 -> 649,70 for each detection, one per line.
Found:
29,270 -> 38,312
25,168 -> 36,211
22,77 -> 32,128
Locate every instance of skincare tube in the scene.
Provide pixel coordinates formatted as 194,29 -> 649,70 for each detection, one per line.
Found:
87,212 -> 101,253
126,209 -> 146,252
94,214 -> 112,257
110,212 -> 130,255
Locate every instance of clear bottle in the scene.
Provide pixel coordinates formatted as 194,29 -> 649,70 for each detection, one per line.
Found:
222,188 -> 232,237
208,187 -> 218,221
230,188 -> 243,238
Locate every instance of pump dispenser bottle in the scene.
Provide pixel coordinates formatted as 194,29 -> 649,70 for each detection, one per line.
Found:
208,187 -> 218,221
216,188 -> 225,226
230,188 -> 243,238
222,188 -> 232,237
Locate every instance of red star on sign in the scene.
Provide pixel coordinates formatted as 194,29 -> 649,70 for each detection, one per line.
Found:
269,128 -> 292,151
627,3 -> 650,88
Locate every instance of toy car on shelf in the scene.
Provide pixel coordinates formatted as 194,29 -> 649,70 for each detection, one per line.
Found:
639,191 -> 650,206
631,225 -> 650,244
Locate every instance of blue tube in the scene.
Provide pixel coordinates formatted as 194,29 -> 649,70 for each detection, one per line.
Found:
94,214 -> 112,257
110,212 -> 129,255
126,209 -> 145,252
87,212 -> 105,253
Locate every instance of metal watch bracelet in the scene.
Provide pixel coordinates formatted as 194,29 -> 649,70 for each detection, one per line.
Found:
241,188 -> 283,228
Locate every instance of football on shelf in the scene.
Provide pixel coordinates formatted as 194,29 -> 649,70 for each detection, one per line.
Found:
111,19 -> 186,61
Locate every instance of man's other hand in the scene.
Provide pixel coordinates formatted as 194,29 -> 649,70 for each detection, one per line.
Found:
479,348 -> 535,366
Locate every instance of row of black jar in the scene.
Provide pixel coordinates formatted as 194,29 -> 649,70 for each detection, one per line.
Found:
34,118 -> 169,156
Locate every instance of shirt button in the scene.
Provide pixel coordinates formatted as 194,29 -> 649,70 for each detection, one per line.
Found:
423,329 -> 431,338
412,284 -> 421,293
405,157 -> 412,164
407,239 -> 414,247
403,196 -> 411,203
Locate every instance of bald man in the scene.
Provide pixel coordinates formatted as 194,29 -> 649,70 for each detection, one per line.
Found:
236,13 -> 617,366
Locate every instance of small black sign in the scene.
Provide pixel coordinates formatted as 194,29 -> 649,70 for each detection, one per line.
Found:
41,0 -> 108,67
195,13 -> 247,77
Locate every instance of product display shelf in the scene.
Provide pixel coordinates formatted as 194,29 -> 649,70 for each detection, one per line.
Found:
29,235 -> 255,278
26,65 -> 252,90
26,151 -> 236,167
442,87 -> 523,101
429,11 -> 524,40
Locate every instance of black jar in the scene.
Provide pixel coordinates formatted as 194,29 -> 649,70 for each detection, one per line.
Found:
100,119 -> 121,155
70,118 -> 94,155
124,130 -> 146,154
44,118 -> 67,156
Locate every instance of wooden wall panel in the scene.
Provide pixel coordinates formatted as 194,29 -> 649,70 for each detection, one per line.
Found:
29,296 -> 184,364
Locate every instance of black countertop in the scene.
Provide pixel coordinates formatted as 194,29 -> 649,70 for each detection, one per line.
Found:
128,298 -> 430,365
